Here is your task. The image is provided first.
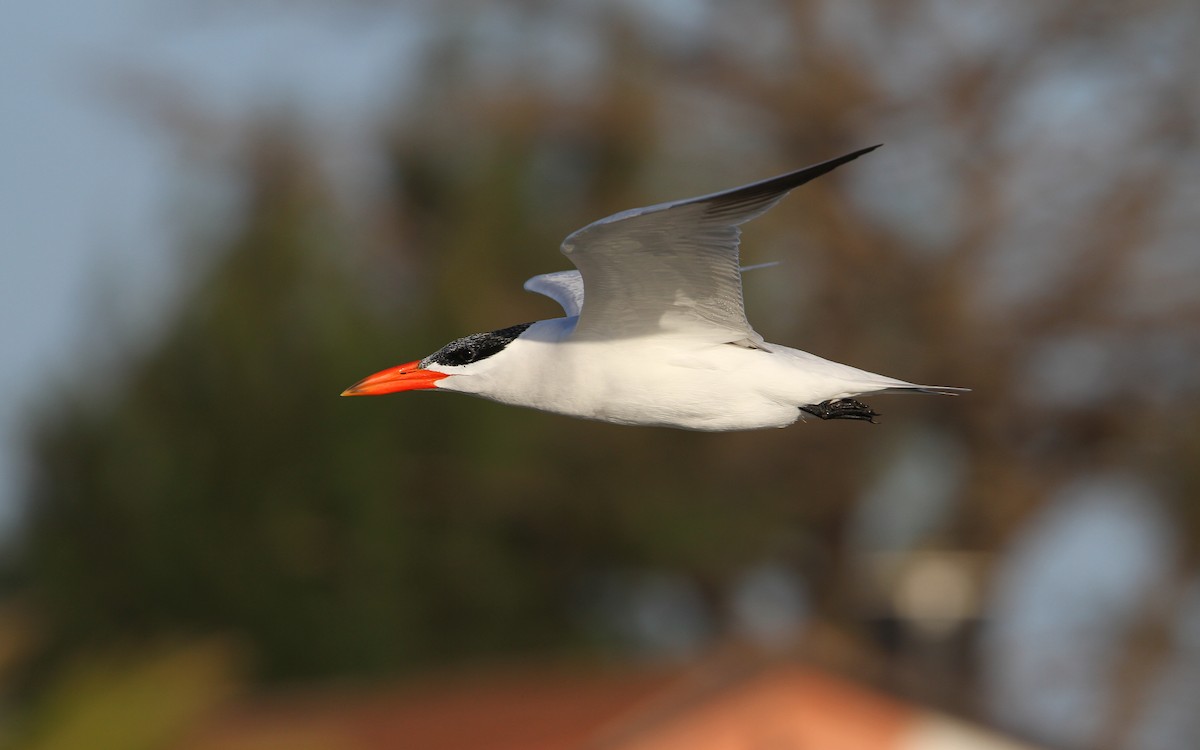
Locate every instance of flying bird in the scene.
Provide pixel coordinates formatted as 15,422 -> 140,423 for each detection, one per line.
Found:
342,146 -> 966,430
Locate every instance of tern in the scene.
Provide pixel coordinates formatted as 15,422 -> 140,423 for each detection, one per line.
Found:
342,146 -> 965,430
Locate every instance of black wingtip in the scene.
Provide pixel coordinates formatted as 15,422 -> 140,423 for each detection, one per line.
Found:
779,143 -> 883,186
819,143 -> 883,170
696,144 -> 883,219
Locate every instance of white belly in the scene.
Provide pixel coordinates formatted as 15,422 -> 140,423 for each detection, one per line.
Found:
439,319 -> 912,431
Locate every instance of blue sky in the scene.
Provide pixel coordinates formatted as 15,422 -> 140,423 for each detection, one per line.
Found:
0,0 -> 426,526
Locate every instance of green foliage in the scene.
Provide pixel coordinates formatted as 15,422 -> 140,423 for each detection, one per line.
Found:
10,640 -> 239,750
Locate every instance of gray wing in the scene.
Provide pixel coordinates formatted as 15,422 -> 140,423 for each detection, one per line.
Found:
559,146 -> 879,342
525,264 -> 782,318
524,270 -> 586,317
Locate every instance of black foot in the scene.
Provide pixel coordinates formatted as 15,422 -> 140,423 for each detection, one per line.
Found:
799,398 -> 880,423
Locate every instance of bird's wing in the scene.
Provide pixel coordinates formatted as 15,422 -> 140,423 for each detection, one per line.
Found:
559,146 -> 879,342
524,270 -> 586,317
525,263 -> 782,318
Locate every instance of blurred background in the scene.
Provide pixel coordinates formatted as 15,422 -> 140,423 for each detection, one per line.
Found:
2,1 -> 1199,748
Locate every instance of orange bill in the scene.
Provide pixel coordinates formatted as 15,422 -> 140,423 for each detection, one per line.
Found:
341,360 -> 449,396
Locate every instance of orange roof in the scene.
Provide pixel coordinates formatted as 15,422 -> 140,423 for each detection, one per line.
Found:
178,659 -> 1038,750
596,664 -> 913,750
178,664 -> 681,750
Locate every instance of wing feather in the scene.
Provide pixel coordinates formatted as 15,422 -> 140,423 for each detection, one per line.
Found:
523,270 -> 585,317
525,263 -> 783,319
559,146 -> 879,341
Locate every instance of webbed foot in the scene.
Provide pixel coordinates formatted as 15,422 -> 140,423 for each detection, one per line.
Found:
799,398 -> 880,423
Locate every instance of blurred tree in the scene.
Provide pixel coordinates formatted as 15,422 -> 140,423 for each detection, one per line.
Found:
14,107 -> 854,685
